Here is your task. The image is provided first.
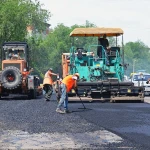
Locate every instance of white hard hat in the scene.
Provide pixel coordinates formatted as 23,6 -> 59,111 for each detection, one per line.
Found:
74,73 -> 80,78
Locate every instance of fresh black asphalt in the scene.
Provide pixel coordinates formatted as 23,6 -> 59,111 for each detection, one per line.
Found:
0,94 -> 150,149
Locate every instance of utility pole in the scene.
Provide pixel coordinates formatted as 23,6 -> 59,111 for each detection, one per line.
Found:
133,59 -> 136,73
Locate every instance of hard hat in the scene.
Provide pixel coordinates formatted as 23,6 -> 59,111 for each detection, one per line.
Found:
49,68 -> 53,71
74,73 -> 80,78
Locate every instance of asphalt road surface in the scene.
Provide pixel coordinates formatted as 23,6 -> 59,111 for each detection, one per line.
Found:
0,94 -> 150,149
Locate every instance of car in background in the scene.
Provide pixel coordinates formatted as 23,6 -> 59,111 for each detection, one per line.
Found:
124,75 -> 129,81
130,72 -> 150,96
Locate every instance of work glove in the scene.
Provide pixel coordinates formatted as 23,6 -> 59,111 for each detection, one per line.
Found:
57,74 -> 59,80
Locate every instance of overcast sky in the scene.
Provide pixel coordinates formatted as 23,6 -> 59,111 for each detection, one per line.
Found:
39,0 -> 150,46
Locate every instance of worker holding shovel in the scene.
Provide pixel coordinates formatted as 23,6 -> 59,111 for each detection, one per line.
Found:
56,73 -> 80,114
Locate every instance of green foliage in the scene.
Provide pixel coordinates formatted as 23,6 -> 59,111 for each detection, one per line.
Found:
0,0 -> 50,76
41,23 -> 98,76
0,0 -> 150,80
0,0 -> 50,43
31,22 -> 150,80
28,22 -> 98,79
124,40 -> 150,75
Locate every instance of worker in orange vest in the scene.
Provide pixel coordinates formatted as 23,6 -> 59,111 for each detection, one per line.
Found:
43,68 -> 58,101
56,73 -> 80,114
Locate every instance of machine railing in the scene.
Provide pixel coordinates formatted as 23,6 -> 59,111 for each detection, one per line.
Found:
88,44 -> 106,66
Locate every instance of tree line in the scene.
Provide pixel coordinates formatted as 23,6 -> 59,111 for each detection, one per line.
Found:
0,0 -> 150,82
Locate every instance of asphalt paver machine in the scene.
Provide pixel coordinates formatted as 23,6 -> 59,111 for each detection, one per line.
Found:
62,27 -> 144,102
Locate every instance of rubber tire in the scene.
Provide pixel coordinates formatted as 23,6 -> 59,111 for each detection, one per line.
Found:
1,66 -> 22,90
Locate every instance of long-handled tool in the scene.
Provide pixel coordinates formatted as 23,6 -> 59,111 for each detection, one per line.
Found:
55,75 -> 61,103
75,90 -> 87,109
78,94 -> 86,109
69,91 -> 92,113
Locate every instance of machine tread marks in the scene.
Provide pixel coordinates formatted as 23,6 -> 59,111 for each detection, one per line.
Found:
1,66 -> 22,90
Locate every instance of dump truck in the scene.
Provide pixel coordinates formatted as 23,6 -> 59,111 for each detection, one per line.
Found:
0,41 -> 42,99
61,27 -> 144,102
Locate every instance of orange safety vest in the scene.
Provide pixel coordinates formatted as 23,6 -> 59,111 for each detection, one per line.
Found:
22,71 -> 30,78
62,75 -> 76,92
43,71 -> 53,85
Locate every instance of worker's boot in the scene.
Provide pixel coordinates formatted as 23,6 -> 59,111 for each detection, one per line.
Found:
45,96 -> 50,101
56,108 -> 65,114
64,109 -> 72,113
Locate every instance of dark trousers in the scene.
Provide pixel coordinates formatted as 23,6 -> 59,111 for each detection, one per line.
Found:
97,46 -> 102,58
97,47 -> 109,65
43,84 -> 53,99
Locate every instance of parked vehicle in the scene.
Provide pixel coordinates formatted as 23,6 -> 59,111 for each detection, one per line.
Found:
0,41 -> 42,99
130,72 -> 150,96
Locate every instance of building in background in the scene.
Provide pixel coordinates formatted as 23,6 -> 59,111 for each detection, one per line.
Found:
27,23 -> 51,38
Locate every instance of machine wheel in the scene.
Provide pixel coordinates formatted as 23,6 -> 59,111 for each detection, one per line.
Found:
1,66 -> 22,89
28,89 -> 37,99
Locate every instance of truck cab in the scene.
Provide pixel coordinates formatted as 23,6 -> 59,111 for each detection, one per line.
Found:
2,42 -> 29,72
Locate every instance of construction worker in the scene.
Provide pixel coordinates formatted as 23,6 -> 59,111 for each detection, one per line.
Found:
56,73 -> 80,114
43,68 -> 58,101
97,34 -> 110,65
22,67 -> 34,77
